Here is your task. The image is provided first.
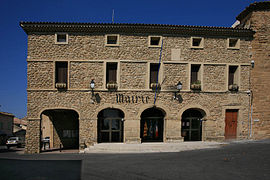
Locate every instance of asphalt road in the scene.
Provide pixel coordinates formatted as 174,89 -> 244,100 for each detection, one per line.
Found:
0,140 -> 270,180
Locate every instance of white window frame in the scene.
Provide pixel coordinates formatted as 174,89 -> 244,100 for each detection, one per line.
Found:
227,38 -> 240,50
148,36 -> 162,48
190,37 -> 204,49
105,34 -> 120,46
55,33 -> 68,44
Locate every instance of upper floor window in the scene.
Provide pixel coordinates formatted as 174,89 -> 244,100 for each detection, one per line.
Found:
191,37 -> 204,49
190,64 -> 201,90
105,34 -> 119,46
106,62 -> 118,89
228,65 -> 239,91
150,63 -> 160,89
227,38 -> 240,49
149,36 -> 162,47
55,33 -> 68,44
55,62 -> 68,89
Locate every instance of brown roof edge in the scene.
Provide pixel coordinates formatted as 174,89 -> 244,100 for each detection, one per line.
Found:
236,1 -> 270,21
20,21 -> 255,37
0,112 -> 15,117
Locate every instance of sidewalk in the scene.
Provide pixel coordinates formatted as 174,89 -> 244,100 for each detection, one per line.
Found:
83,141 -> 228,153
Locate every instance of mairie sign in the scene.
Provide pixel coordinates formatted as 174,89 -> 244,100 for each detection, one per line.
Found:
116,94 -> 149,103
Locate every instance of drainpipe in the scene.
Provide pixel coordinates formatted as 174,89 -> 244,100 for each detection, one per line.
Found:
250,91 -> 253,138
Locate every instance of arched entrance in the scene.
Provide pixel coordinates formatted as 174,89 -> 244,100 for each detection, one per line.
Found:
181,109 -> 205,141
97,108 -> 124,143
41,109 -> 79,150
140,107 -> 165,142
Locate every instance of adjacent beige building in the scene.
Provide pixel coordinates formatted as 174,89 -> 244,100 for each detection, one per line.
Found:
0,112 -> 14,141
20,1 -> 270,154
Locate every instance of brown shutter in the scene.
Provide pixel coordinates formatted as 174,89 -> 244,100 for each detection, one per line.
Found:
150,64 -> 159,84
228,66 -> 237,85
107,63 -> 117,83
56,62 -> 67,83
191,65 -> 200,84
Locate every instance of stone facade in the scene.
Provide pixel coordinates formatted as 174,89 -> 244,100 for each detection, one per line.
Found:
21,2 -> 270,154
236,2 -> 270,139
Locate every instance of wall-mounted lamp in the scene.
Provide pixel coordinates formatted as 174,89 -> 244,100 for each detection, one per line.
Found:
174,81 -> 182,100
251,60 -> 255,68
90,79 -> 95,97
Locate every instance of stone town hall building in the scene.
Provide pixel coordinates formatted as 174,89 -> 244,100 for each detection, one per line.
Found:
20,2 -> 270,153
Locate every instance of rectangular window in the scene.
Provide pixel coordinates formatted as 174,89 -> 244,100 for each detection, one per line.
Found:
191,37 -> 204,49
0,122 -> 3,130
55,62 -> 68,89
228,66 -> 238,85
190,64 -> 201,90
55,33 -> 68,44
228,66 -> 239,91
106,62 -> 117,85
149,36 -> 162,47
227,38 -> 240,49
105,34 -> 119,46
150,63 -> 160,88
191,64 -> 200,84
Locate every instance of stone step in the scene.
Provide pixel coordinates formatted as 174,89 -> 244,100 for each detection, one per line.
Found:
83,142 -> 225,153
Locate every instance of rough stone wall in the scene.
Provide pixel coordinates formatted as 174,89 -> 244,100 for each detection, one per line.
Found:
69,61 -> 104,89
27,33 -> 251,64
25,119 -> 40,153
120,62 -> 147,89
163,63 -> 188,90
240,65 -> 250,90
27,61 -> 54,89
203,65 -> 226,91
248,11 -> 270,139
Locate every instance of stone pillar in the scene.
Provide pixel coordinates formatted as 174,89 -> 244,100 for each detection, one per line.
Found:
124,119 -> 141,143
165,119 -> 183,143
79,118 -> 95,149
25,119 -> 41,154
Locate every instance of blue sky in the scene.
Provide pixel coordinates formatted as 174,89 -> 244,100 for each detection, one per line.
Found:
0,0 -> 262,118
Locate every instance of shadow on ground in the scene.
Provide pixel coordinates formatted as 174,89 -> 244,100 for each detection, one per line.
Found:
0,159 -> 81,180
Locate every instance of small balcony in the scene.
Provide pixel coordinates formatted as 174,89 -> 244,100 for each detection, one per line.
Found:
55,83 -> 67,89
106,82 -> 118,91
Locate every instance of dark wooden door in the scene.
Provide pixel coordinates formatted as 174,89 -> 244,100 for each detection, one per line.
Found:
225,110 -> 238,139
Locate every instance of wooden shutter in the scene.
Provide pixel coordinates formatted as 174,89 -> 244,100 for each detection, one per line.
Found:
56,62 -> 67,83
229,66 -> 237,85
150,64 -> 159,84
107,63 -> 117,83
191,65 -> 200,84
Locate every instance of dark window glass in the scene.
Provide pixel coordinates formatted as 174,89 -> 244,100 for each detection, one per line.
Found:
192,38 -> 201,46
229,39 -> 238,47
191,65 -> 200,84
107,36 -> 118,44
112,132 -> 120,142
106,63 -> 117,84
229,66 -> 237,85
55,62 -> 67,84
150,37 -> 160,46
111,119 -> 120,130
101,132 -> 110,142
101,119 -> 110,130
57,34 -> 67,42
150,64 -> 159,86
